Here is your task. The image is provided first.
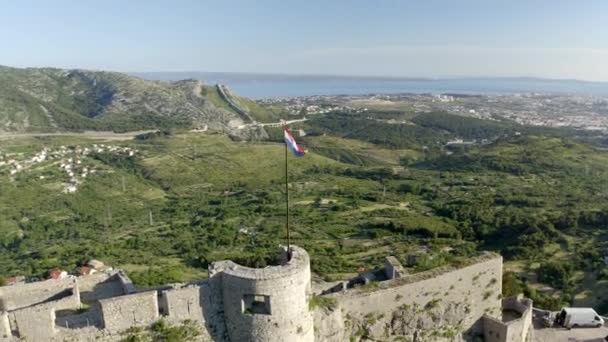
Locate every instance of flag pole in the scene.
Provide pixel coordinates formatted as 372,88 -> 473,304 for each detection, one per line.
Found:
285,140 -> 291,257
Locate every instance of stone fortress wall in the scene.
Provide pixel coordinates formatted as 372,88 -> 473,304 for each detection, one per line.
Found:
0,272 -> 129,341
100,291 -> 159,333
211,246 -> 314,342
316,253 -> 505,341
0,312 -> 9,338
0,278 -> 79,312
483,295 -> 534,342
0,278 -> 81,340
0,246 -> 532,342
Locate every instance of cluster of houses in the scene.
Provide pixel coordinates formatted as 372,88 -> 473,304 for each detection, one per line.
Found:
46,259 -> 112,280
0,144 -> 137,193
4,259 -> 112,286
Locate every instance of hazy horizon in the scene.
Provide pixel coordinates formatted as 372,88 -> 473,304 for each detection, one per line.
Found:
2,1 -> 608,82
6,63 -> 608,84
131,70 -> 608,84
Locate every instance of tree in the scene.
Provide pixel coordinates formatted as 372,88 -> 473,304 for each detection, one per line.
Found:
502,272 -> 524,297
537,262 -> 573,290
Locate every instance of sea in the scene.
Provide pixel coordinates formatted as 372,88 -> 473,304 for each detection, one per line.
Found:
132,72 -> 608,99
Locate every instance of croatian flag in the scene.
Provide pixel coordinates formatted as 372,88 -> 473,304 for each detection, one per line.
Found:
284,128 -> 305,157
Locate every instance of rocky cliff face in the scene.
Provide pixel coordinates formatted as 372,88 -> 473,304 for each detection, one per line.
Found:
0,65 -> 264,133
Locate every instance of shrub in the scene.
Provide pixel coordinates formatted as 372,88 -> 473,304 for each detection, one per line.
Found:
502,272 -> 524,297
425,298 -> 441,310
151,319 -> 201,342
308,294 -> 337,310
537,261 -> 573,289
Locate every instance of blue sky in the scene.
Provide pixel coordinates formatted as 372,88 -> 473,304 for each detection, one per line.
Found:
1,1 -> 607,81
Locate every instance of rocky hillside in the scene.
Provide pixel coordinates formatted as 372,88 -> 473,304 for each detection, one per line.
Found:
0,65 -> 283,133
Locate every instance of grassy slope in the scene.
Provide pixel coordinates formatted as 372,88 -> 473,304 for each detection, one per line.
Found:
201,85 -> 236,113
202,85 -> 287,123
300,135 -> 421,166
0,133 -> 469,284
0,66 -> 277,132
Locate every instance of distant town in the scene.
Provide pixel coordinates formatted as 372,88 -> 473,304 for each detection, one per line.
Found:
260,93 -> 608,133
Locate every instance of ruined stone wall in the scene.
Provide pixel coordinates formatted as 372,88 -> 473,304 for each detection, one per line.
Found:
162,286 -> 204,323
503,297 -> 533,342
7,288 -> 81,341
212,245 -> 313,342
77,273 -> 112,293
198,276 -> 228,340
384,256 -> 405,280
313,307 -> 344,342
0,278 -> 78,311
484,296 -> 533,342
115,271 -> 136,294
0,311 -> 10,339
484,315 -> 509,342
11,303 -> 56,341
76,271 -> 134,295
324,254 -> 503,341
77,273 -> 126,302
99,291 -> 159,333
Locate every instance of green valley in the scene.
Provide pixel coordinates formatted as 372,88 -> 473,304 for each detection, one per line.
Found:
1,126 -> 608,314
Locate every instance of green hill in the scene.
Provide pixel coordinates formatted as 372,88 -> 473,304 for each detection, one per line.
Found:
0,65 -> 283,132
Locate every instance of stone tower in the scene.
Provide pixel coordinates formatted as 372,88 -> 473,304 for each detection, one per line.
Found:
210,245 -> 314,342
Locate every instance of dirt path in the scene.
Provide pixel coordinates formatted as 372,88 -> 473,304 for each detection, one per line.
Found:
0,130 -> 156,140
39,104 -> 58,128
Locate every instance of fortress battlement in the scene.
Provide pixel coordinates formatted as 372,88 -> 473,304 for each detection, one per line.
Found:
0,247 -> 531,342
210,245 -> 310,280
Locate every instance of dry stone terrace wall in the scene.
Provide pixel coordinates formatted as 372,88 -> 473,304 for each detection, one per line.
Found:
211,246 -> 314,342
324,253 -> 503,341
99,291 -> 159,333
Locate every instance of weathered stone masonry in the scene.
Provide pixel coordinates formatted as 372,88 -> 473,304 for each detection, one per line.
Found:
210,246 -> 314,342
0,247 -> 533,341
317,253 -> 504,341
100,291 -> 159,333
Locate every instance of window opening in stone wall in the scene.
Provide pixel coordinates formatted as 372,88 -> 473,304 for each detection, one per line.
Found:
242,294 -> 271,315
